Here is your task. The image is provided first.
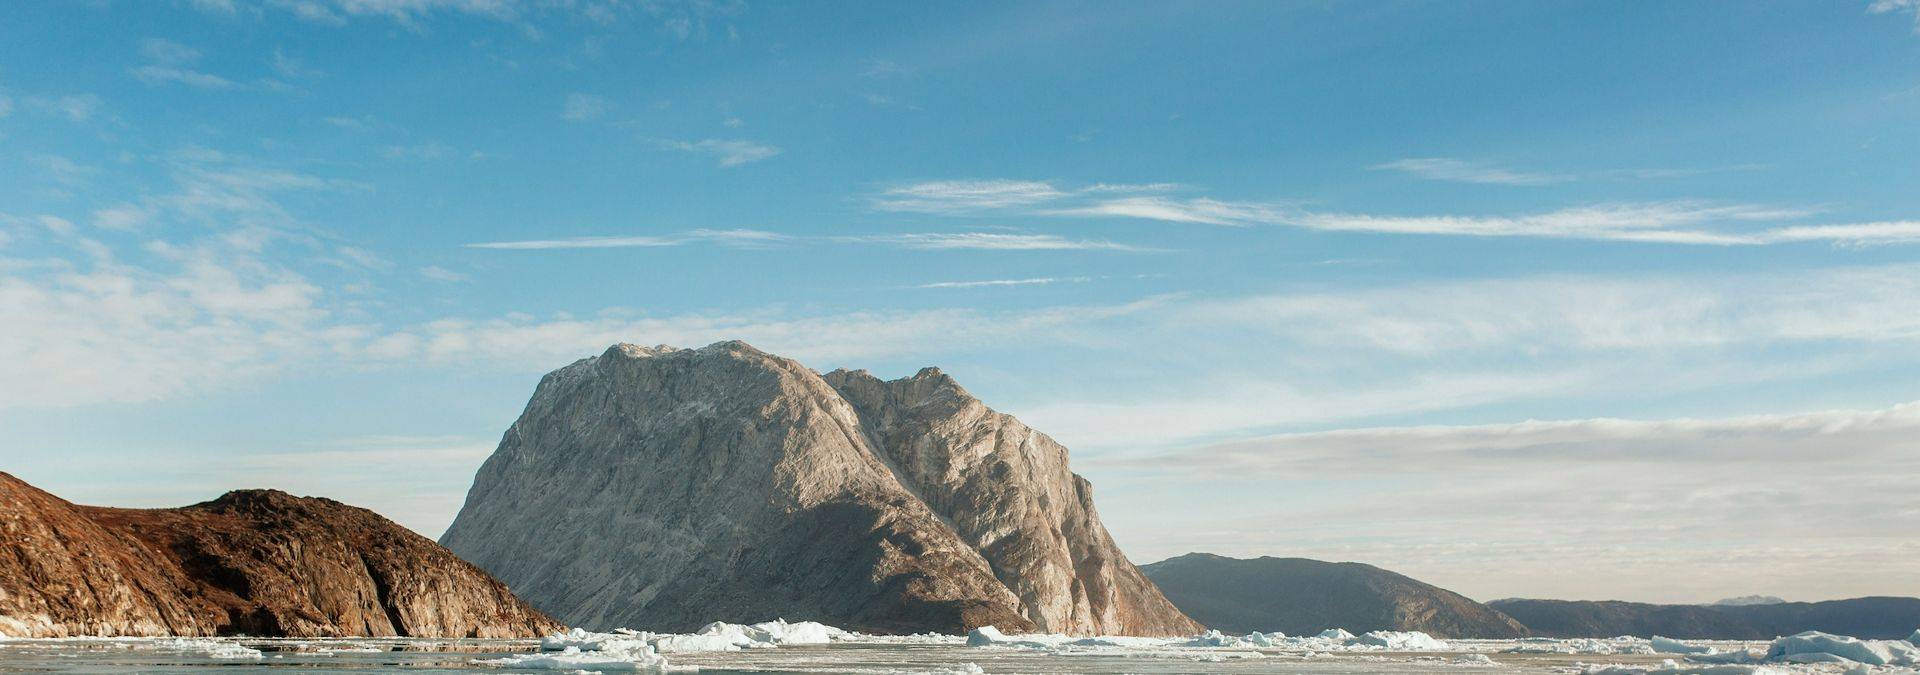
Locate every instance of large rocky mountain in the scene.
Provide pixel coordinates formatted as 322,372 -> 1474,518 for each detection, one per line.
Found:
440,341 -> 1200,636
0,472 -> 559,638
1489,597 -> 1920,639
1140,553 -> 1529,638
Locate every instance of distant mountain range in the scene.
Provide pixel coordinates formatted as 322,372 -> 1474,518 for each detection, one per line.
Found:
1712,595 -> 1787,606
1489,597 -> 1920,639
1140,553 -> 1529,638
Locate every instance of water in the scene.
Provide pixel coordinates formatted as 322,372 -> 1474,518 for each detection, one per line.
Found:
0,636 -> 1712,674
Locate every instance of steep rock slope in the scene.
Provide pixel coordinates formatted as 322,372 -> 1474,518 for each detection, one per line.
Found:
441,341 -> 1199,636
1489,597 -> 1920,639
1140,553 -> 1529,638
0,472 -> 559,638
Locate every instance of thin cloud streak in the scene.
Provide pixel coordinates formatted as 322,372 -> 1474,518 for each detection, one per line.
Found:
913,276 -> 1088,289
468,230 -> 1154,252
1372,157 -> 1571,185
878,179 -> 1920,246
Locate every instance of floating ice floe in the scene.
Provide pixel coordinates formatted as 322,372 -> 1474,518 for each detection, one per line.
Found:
1762,631 -> 1920,666
1651,636 -> 1715,655
1316,628 -> 1356,640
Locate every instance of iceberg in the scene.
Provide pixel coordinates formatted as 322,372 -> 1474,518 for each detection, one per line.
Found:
1315,628 -> 1355,640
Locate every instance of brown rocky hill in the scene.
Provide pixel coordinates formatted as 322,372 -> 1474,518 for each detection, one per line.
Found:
441,341 -> 1201,636
0,472 -> 559,638
1140,553 -> 1530,638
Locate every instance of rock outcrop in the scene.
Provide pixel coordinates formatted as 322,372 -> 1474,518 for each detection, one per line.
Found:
1489,596 -> 1920,640
0,472 -> 560,638
1140,553 -> 1530,638
441,341 -> 1200,636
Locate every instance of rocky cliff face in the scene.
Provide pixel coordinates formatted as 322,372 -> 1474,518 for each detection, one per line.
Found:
1141,553 -> 1530,638
440,341 -> 1200,636
0,472 -> 560,638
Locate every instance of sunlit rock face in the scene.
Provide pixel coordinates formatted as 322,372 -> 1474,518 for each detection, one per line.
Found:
0,473 -> 560,638
442,341 -> 1200,636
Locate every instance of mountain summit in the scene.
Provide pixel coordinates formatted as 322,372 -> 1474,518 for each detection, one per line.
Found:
1141,553 -> 1529,638
441,341 -> 1200,636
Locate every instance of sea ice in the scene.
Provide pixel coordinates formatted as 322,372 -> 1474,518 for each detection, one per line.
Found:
1316,628 -> 1356,640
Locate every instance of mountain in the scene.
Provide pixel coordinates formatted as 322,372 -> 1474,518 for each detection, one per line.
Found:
1489,597 -> 1920,639
441,341 -> 1201,636
0,472 -> 560,638
1138,553 -> 1529,638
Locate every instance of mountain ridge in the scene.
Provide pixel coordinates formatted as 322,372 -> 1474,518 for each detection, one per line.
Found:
441,341 -> 1200,636
1140,552 -> 1529,638
0,472 -> 559,638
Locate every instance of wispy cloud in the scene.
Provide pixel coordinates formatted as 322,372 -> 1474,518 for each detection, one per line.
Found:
563,92 -> 607,121
468,229 -> 1148,252
878,179 -> 1920,246
465,228 -> 791,250
1373,157 -> 1571,185
912,276 -> 1088,289
418,265 -> 470,282
24,94 -> 101,122
838,232 -> 1153,252
1871,0 -> 1920,32
129,38 -> 238,90
658,138 -> 781,167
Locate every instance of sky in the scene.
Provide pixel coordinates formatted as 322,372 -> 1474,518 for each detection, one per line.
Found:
3,0 -> 1919,605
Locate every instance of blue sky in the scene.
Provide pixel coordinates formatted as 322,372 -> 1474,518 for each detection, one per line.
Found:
4,0 -> 1920,604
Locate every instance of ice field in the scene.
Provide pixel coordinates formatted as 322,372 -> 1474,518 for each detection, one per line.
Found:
4,621 -> 1918,674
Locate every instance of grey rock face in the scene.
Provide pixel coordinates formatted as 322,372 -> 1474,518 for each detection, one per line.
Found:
441,341 -> 1199,636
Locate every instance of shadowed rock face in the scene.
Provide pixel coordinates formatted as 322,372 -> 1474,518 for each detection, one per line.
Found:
441,341 -> 1200,636
0,473 -> 560,638
1141,553 -> 1530,638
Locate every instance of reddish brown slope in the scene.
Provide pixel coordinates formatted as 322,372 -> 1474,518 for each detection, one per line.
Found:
0,472 -> 559,638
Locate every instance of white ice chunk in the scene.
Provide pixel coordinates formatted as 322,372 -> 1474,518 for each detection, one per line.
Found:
965,625 -> 1008,647
1315,628 -> 1355,640
153,638 -> 263,660
1348,631 -> 1450,650
1581,659 -> 1783,675
1650,636 -> 1714,655
1764,631 -> 1919,666
476,644 -> 672,671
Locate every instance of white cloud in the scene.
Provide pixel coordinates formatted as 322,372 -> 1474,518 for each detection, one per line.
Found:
24,94 -> 101,122
1372,157 -> 1571,185
1871,0 -> 1920,32
838,232 -> 1154,252
1098,400 -> 1920,602
129,38 -> 237,89
878,179 -> 1920,246
913,277 -> 1086,289
419,266 -> 469,282
872,179 -> 1069,214
465,228 -> 792,250
562,92 -> 607,121
658,138 -> 781,166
